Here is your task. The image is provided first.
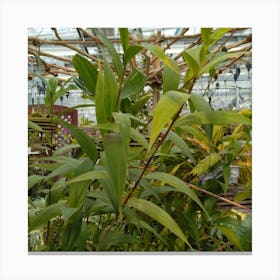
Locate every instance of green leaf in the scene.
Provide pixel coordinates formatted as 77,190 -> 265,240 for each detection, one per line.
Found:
102,133 -> 128,213
47,178 -> 66,205
217,225 -> 243,250
113,112 -> 131,155
131,93 -> 152,114
124,46 -> 142,66
239,214 -> 252,251
123,206 -> 171,249
103,54 -> 118,117
62,208 -> 84,251
190,153 -> 221,176
179,125 -> 208,144
189,93 -> 212,113
163,128 -> 194,161
188,93 -> 213,141
72,54 -> 98,95
146,172 -> 207,215
162,59 -> 180,93
97,31 -> 123,80
72,76 -> 94,96
208,28 -> 231,47
76,221 -> 88,251
121,69 -> 147,99
44,162 -> 77,181
60,207 -> 80,225
98,229 -> 140,251
53,144 -> 80,156
95,66 -> 106,124
54,84 -> 77,104
176,111 -> 252,127
199,51 -> 248,75
149,91 -> 189,150
127,198 -> 192,249
69,158 -> 95,208
183,45 -> 203,77
201,28 -> 212,47
67,170 -> 108,185
119,28 -> 129,53
28,120 -> 43,132
29,202 -> 65,231
130,128 -> 149,149
57,119 -> 98,162
142,43 -> 179,73
28,175 -> 45,190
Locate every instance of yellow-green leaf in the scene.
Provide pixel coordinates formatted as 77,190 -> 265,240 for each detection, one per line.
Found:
190,153 -> 221,176
142,44 -> 179,73
176,111 -> 252,127
183,45 -> 203,77
149,91 -> 189,150
162,59 -> 180,93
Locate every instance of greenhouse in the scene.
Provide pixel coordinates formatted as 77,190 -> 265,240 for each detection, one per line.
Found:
27,27 -> 253,252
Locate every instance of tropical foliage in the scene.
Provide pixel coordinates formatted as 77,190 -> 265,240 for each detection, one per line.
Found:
28,28 -> 252,251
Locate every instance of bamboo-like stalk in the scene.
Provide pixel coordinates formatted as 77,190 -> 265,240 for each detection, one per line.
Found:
29,47 -> 72,63
28,28 -> 251,79
28,33 -> 203,46
188,183 -> 251,213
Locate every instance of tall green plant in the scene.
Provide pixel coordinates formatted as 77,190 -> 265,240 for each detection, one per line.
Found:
28,28 -> 252,252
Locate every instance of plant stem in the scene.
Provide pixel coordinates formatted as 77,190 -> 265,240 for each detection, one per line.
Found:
123,80 -> 197,207
188,183 -> 251,213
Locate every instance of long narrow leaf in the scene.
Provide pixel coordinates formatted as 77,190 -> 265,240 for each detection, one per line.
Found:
121,69 -> 147,99
163,128 -> 194,161
97,31 -> 123,80
29,202 -> 65,231
175,111 -> 252,127
113,112 -> 131,154
188,93 -> 213,141
149,91 -> 189,150
162,59 -> 180,93
28,120 -> 43,132
119,28 -> 129,52
57,119 -> 98,162
69,158 -> 95,208
95,66 -> 106,124
124,46 -> 142,66
199,51 -> 249,75
103,54 -> 118,118
183,46 -> 203,77
190,153 -> 221,176
72,54 -> 98,95
103,133 -> 128,213
142,44 -> 179,73
28,175 -> 45,190
130,128 -> 149,149
146,172 -> 207,215
127,198 -> 192,249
